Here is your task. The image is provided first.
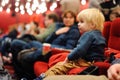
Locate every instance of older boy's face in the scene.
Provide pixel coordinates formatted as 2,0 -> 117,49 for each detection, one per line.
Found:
78,19 -> 91,34
63,13 -> 75,27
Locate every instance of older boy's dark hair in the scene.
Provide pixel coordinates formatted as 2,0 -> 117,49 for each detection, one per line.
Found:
47,13 -> 59,22
62,10 -> 76,23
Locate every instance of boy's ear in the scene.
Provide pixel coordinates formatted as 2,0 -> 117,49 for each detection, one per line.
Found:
92,23 -> 95,27
91,23 -> 96,29
89,23 -> 95,28
89,24 -> 95,30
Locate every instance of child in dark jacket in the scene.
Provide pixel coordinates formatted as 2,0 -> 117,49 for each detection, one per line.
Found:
34,8 -> 106,80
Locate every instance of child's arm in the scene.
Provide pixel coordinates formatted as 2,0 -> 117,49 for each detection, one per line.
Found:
68,32 -> 93,61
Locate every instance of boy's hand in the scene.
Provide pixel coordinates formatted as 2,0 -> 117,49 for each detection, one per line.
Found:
108,64 -> 120,80
55,27 -> 70,35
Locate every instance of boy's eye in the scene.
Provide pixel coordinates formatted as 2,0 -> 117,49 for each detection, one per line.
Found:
80,20 -> 84,23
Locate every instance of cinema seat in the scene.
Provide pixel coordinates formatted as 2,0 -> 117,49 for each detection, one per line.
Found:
34,18 -> 120,76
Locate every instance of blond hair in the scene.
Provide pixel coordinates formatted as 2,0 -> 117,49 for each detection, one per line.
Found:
77,8 -> 105,32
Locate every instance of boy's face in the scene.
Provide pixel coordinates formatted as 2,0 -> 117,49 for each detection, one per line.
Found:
44,16 -> 53,27
78,19 -> 93,34
63,13 -> 75,27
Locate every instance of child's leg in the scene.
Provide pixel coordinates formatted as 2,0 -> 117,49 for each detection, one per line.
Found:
45,59 -> 93,77
45,61 -> 76,77
34,59 -> 93,80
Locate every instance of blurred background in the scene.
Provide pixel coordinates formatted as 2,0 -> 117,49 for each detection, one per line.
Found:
0,0 -> 119,34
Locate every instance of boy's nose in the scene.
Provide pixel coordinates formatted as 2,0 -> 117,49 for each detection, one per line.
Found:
78,22 -> 80,26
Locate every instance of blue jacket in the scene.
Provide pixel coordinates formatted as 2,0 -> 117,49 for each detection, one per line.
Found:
68,30 -> 106,61
45,23 -> 80,49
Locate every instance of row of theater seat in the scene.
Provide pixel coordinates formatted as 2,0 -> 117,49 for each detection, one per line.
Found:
34,18 -> 120,77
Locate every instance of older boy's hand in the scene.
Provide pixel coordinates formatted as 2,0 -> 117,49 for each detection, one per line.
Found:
108,64 -> 120,80
55,27 -> 70,35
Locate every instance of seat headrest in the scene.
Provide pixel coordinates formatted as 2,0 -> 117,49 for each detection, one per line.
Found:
110,18 -> 120,37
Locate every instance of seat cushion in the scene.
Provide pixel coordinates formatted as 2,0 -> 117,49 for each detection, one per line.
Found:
34,61 -> 48,77
68,67 -> 87,75
48,52 -> 69,67
94,62 -> 110,75
105,48 -> 120,57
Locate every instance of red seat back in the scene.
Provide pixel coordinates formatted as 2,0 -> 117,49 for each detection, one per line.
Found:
108,18 -> 120,50
103,21 -> 111,47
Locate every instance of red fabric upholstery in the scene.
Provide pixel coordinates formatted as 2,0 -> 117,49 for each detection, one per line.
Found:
48,52 -> 69,67
104,18 -> 120,58
108,18 -> 120,51
34,52 -> 69,76
4,65 -> 15,75
94,62 -> 110,75
34,61 -> 48,77
115,53 -> 120,59
103,21 -> 111,47
68,67 -> 87,75
105,48 -> 120,57
51,48 -> 71,55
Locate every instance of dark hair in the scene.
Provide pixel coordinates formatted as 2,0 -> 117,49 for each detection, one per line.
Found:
8,29 -> 18,39
62,10 -> 76,23
33,21 -> 39,27
47,13 -> 59,22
